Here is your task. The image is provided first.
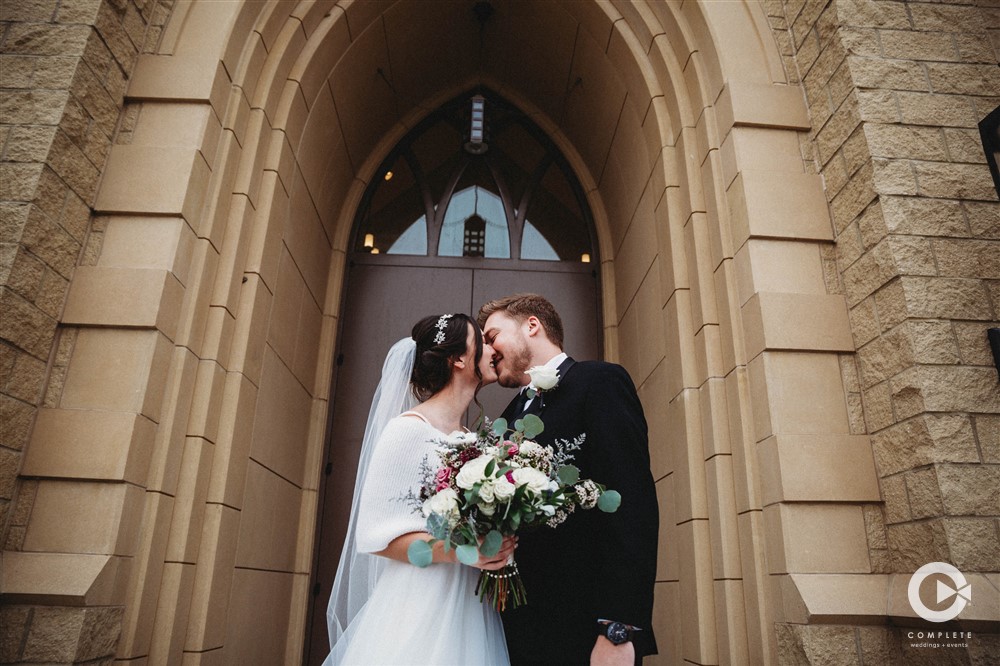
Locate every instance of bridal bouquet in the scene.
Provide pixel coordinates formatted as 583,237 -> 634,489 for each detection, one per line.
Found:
406,414 -> 621,611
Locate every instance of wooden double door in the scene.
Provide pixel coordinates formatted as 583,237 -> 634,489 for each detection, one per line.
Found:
304,254 -> 601,663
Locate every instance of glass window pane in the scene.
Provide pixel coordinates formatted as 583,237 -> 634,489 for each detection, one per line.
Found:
487,121 -> 545,215
519,162 -> 590,261
520,221 -> 559,260
356,154 -> 427,255
411,121 -> 464,205
439,186 -> 510,258
387,215 -> 428,255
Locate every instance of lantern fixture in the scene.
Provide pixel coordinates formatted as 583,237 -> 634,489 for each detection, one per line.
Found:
464,95 -> 488,154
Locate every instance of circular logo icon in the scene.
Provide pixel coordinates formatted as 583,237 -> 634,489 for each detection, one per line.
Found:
907,562 -> 971,623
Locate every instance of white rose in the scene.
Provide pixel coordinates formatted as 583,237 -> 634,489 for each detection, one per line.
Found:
518,441 -> 542,456
478,479 -> 496,503
511,467 -> 550,494
422,488 -> 459,518
493,477 -> 516,501
526,366 -> 559,391
540,504 -> 556,516
455,455 -> 492,489
479,502 -> 496,516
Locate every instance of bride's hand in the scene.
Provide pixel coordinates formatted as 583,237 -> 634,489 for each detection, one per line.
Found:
475,536 -> 517,571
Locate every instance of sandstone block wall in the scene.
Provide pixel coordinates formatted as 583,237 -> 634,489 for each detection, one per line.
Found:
1,0 -> 170,545
1,1 -> 172,662
768,0 -> 1000,658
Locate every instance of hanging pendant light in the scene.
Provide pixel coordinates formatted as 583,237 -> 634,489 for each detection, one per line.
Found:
464,95 -> 488,155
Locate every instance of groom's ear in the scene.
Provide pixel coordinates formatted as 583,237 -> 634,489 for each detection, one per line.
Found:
524,316 -> 542,338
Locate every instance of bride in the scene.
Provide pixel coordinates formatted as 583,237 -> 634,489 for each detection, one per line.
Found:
323,313 -> 514,665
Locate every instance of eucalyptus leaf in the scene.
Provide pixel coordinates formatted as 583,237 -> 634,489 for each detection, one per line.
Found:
557,464 -> 580,485
407,540 -> 434,568
426,513 -> 450,540
598,490 -> 622,513
480,530 -> 503,557
521,414 -> 544,439
456,544 -> 480,566
513,418 -> 524,433
492,418 -> 508,435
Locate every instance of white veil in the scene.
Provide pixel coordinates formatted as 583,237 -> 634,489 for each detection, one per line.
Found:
324,337 -> 417,663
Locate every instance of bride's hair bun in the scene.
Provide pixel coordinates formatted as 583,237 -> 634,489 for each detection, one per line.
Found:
410,313 -> 482,401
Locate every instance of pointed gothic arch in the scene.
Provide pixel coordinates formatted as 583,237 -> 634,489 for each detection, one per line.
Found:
6,2 -> 885,664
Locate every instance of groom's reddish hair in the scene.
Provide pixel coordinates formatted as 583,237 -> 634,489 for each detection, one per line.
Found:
477,293 -> 564,349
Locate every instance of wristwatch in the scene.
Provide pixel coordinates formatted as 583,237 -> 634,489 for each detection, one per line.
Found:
598,620 -> 639,645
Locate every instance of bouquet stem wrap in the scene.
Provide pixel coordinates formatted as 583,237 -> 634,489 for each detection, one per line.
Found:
477,559 -> 527,611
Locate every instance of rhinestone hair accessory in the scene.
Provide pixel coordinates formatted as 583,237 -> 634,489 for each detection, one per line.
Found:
433,314 -> 454,345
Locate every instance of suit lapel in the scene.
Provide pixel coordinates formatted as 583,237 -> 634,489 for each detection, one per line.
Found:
556,356 -> 576,378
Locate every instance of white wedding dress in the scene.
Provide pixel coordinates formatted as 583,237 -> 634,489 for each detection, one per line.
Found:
326,413 -> 509,666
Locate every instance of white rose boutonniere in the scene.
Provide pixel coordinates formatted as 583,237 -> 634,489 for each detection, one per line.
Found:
525,366 -> 560,401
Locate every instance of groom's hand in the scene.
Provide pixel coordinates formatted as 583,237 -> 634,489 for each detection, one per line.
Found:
591,636 -> 634,666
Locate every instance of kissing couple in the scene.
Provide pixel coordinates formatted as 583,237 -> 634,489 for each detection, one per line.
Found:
323,293 -> 659,666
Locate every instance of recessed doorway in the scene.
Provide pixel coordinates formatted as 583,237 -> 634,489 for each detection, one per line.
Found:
304,92 -> 603,663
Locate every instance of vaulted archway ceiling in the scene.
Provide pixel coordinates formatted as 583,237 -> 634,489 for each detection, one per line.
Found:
324,0 -> 649,183
260,0 -> 786,262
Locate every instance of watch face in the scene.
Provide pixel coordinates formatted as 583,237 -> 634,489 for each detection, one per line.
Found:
607,622 -> 630,645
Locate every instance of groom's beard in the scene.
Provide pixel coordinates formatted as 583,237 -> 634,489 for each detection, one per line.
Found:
496,341 -> 532,389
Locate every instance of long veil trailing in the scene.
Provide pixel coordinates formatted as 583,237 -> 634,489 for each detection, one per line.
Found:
324,337 -> 417,664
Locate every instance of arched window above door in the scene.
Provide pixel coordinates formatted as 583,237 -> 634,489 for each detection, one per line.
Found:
354,91 -> 595,264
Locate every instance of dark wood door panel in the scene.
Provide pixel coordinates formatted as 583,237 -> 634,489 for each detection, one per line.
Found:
306,264 -> 472,665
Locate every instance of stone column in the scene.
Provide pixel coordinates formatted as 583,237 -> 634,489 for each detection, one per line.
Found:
768,0 -> 1000,660
0,1 -> 173,662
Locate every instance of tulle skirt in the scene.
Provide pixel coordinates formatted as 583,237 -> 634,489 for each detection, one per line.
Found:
326,560 -> 509,666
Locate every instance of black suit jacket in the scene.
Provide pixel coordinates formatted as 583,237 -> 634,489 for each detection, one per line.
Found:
500,358 -> 659,664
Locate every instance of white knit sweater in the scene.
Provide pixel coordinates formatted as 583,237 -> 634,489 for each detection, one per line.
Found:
355,415 -> 444,553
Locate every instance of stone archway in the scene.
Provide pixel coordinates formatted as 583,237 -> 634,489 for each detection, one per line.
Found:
3,2 -> 886,663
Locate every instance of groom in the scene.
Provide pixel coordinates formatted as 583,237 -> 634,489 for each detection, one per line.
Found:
478,294 -> 659,666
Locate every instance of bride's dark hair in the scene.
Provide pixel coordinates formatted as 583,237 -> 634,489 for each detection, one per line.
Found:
410,313 -> 484,402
